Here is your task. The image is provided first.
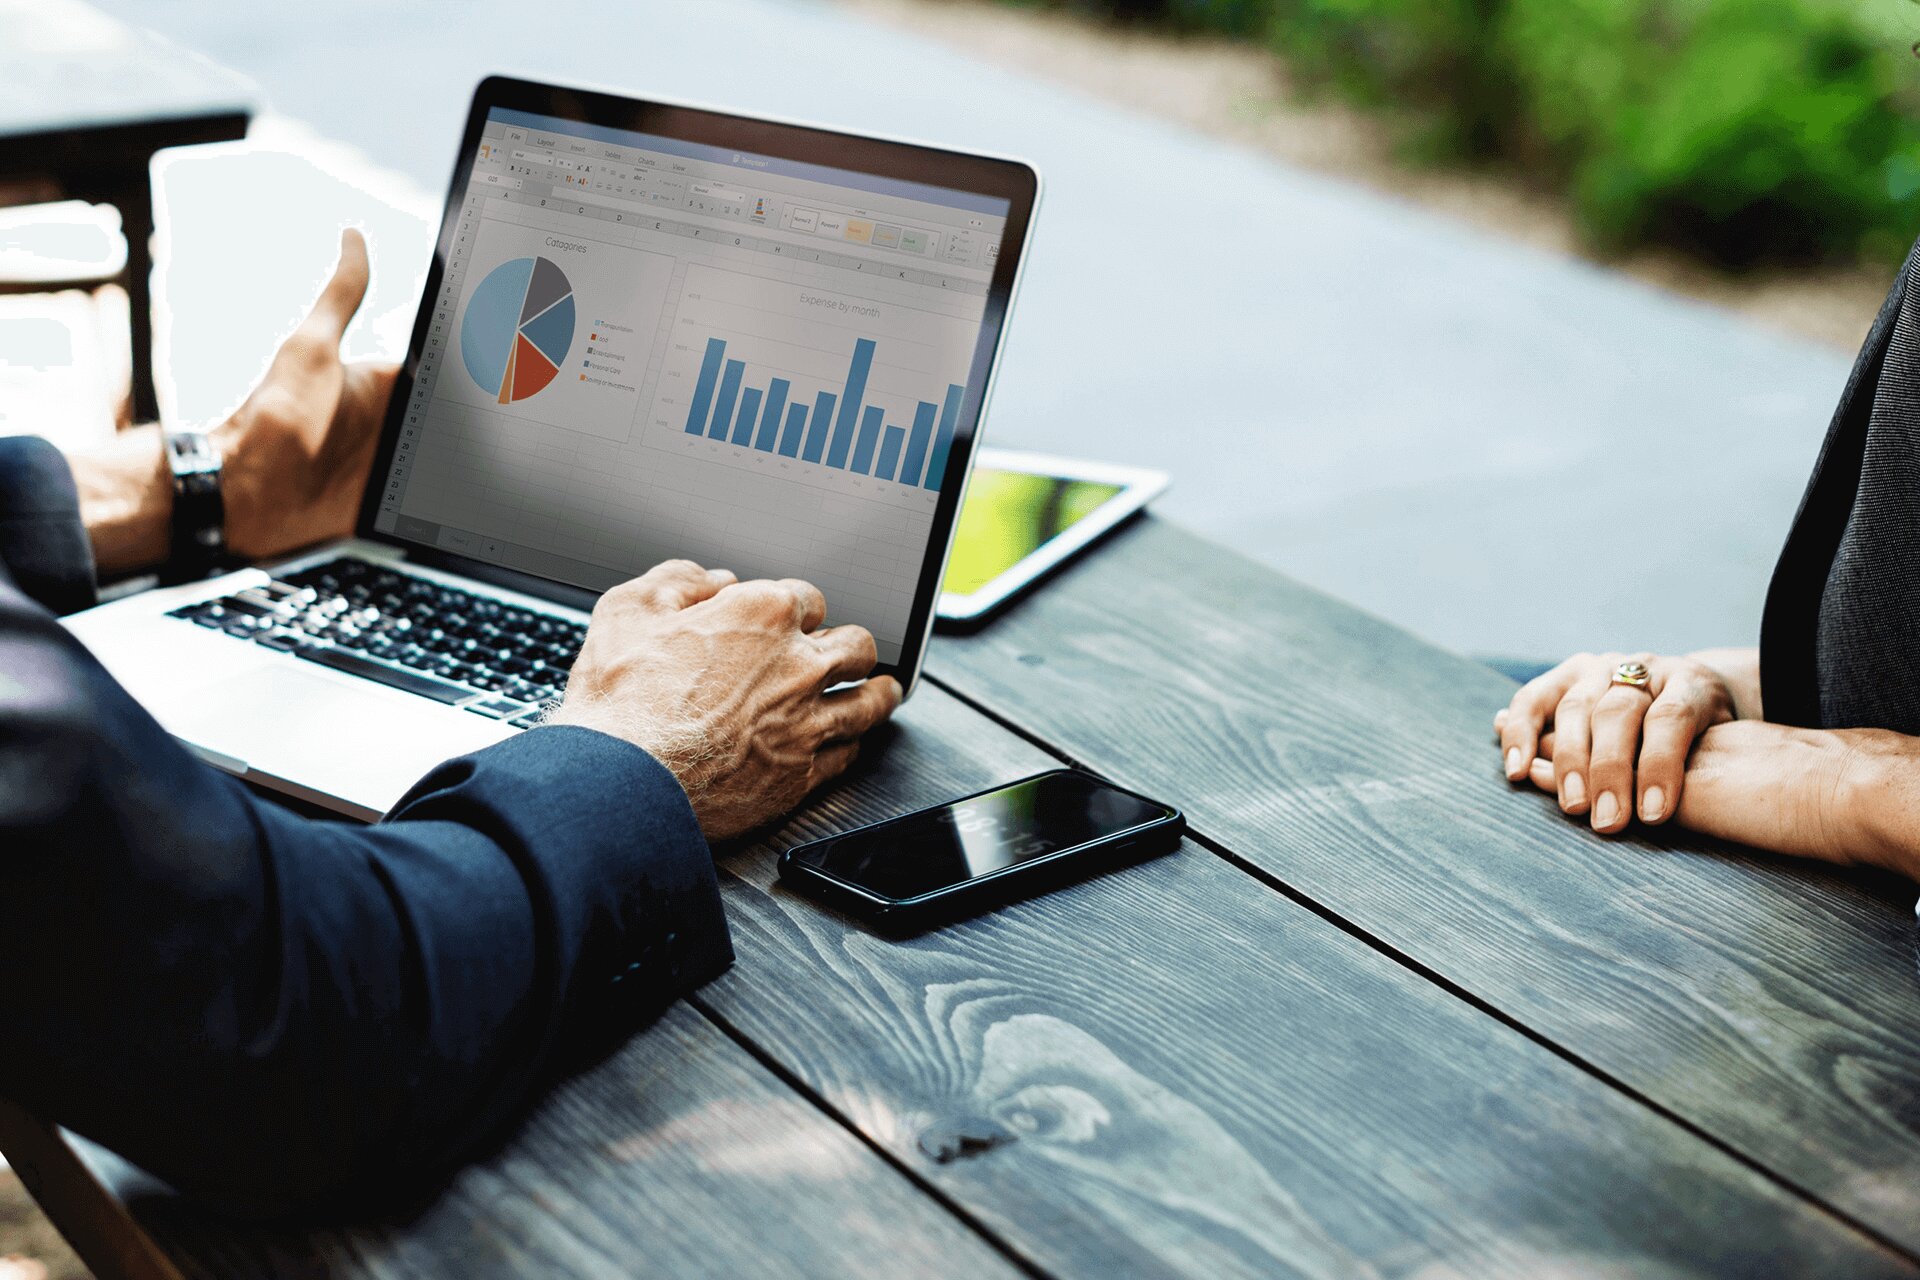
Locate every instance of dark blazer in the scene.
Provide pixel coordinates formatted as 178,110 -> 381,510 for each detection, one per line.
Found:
1762,239 -> 1920,733
0,435 -> 731,1215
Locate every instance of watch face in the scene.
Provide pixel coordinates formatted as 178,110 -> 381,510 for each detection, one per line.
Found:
167,431 -> 222,475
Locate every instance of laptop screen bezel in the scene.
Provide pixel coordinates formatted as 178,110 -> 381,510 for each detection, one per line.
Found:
357,74 -> 1041,682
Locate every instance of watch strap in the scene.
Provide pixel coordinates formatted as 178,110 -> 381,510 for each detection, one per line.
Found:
164,429 -> 227,581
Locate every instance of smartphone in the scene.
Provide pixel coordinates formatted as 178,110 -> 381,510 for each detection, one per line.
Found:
778,769 -> 1183,931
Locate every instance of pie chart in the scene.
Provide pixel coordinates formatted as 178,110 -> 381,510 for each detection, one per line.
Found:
460,255 -> 576,404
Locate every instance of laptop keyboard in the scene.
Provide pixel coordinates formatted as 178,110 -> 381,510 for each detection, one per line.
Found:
165,557 -> 585,729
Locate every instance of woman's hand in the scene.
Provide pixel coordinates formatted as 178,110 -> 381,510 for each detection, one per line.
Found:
1496,651 -> 1744,834
1522,718 -> 1920,882
214,228 -> 398,562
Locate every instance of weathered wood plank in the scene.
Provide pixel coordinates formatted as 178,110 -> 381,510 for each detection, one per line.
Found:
83,1001 -> 1025,1280
696,683 -> 1915,1277
927,514 -> 1920,1255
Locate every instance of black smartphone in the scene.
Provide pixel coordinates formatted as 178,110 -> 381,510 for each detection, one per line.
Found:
778,769 -> 1183,931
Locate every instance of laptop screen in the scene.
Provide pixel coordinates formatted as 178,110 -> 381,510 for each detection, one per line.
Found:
373,106 -> 1012,664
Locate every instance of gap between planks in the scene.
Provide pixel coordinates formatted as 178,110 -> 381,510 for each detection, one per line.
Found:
921,669 -> 1920,1269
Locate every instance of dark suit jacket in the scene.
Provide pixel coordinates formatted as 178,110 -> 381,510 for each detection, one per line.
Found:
0,435 -> 731,1215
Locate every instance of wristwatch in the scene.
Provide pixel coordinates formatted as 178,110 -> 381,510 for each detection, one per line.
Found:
163,428 -> 228,580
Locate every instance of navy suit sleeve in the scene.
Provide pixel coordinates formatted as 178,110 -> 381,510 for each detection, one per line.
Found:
0,436 -> 731,1214
0,435 -> 95,615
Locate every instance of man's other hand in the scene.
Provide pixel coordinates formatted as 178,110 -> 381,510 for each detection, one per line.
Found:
549,560 -> 904,840
215,228 -> 398,561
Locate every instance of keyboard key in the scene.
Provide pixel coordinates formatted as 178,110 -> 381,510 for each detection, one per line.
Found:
297,645 -> 474,705
171,557 -> 583,706
216,595 -> 277,619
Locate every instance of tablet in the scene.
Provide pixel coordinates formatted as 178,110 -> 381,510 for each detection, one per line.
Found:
936,449 -> 1168,628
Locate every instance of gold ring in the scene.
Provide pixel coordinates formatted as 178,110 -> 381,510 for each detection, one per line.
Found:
1611,660 -> 1652,691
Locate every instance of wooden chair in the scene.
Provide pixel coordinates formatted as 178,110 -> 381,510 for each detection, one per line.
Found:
0,1100 -> 179,1280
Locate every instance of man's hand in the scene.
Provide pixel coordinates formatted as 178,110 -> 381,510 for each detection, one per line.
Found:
215,228 -> 398,561
73,228 -> 396,577
1495,650 -> 1746,834
548,560 -> 903,841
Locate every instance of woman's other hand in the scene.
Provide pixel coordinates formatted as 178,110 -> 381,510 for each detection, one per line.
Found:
1495,651 -> 1748,834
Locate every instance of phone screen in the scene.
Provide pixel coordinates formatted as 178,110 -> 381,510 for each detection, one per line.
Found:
791,771 -> 1174,901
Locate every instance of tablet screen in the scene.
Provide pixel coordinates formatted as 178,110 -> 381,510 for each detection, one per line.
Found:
942,465 -> 1127,596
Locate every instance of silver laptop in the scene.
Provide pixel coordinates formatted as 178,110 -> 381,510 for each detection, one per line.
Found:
65,76 -> 1040,820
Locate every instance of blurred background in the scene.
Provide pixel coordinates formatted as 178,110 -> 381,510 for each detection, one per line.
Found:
10,0 -> 1918,660
5,1 -> 1920,1274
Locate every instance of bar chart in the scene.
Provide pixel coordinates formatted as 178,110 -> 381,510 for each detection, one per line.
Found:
681,333 -> 963,491
650,264 -> 984,498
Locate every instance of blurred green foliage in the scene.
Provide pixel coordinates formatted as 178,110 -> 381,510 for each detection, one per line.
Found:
1044,0 -> 1920,265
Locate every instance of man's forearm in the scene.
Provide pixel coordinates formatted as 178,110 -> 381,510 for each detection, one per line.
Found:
0,597 -> 732,1211
70,424 -> 170,578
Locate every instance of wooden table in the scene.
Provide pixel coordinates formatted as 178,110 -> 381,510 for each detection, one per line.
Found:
0,0 -> 252,423
8,515 -> 1920,1278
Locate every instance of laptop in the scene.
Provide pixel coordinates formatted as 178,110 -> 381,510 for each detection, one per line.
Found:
65,76 -> 1040,821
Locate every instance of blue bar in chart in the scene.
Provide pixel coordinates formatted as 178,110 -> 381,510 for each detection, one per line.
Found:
709,359 -> 744,441
850,405 -> 883,474
682,330 -> 964,491
685,337 -> 726,435
899,401 -> 935,486
874,425 -> 905,482
755,378 -> 789,452
731,387 -> 762,446
827,339 -> 875,469
923,383 -> 963,491
779,403 -> 806,457
804,392 -> 836,462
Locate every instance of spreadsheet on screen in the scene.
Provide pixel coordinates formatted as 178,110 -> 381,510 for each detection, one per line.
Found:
377,107 -> 1010,662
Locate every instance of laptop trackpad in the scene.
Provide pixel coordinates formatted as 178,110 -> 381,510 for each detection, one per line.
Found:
167,665 -> 514,818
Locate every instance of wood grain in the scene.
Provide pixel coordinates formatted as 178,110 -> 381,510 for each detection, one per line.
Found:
927,514 -> 1920,1256
79,1002 -> 1024,1280
695,683 -> 1914,1278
